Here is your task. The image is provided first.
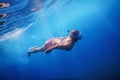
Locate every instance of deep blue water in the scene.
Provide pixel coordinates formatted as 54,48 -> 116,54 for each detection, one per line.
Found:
0,0 -> 120,80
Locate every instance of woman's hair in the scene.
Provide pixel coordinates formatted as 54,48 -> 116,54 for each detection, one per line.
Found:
70,30 -> 79,38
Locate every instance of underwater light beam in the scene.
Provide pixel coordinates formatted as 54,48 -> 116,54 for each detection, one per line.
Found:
0,23 -> 33,42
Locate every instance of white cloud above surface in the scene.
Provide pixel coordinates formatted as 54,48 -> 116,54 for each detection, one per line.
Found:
0,23 -> 33,42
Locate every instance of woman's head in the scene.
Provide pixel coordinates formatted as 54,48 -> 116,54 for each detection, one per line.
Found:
70,30 -> 81,39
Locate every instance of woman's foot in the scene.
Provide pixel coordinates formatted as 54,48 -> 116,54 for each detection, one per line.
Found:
28,46 -> 39,56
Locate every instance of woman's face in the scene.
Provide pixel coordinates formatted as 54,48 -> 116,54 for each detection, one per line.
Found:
70,30 -> 79,38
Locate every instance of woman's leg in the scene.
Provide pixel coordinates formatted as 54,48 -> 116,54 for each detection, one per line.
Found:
28,46 -> 45,56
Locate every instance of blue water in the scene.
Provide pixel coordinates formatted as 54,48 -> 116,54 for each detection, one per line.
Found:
0,0 -> 120,80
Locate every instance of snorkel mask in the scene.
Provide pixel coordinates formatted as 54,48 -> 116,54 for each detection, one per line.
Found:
70,30 -> 82,40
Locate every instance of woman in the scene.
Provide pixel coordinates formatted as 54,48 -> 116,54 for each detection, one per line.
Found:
28,30 -> 82,56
